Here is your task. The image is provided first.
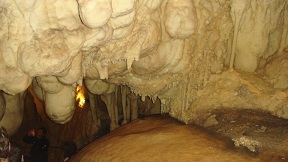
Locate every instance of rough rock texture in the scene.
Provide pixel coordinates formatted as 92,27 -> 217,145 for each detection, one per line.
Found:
0,0 -> 287,161
69,115 -> 265,162
0,0 -> 287,150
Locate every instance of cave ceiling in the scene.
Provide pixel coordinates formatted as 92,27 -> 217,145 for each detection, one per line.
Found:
0,0 -> 287,135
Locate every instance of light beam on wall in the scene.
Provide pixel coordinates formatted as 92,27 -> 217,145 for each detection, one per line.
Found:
76,86 -> 85,108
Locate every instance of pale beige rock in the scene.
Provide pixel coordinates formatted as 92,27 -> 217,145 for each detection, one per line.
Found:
0,93 -> 24,136
233,136 -> 261,153
78,0 -> 112,28
145,0 -> 162,10
204,114 -> 218,127
45,85 -> 76,124
265,53 -> 288,89
111,23 -> 134,39
31,78 -> 44,101
164,0 -> 197,38
0,0 -> 287,136
85,80 -> 114,95
36,76 -> 64,94
111,0 -> 135,18
234,1 -> 287,72
0,92 -> 5,121
181,71 -> 288,123
109,10 -> 135,29
57,53 -> 83,85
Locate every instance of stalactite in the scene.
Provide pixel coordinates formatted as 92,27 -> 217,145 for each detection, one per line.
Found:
161,99 -> 170,113
124,6 -> 149,70
114,86 -> 119,125
129,92 -> 138,121
101,91 -> 118,131
203,51 -> 210,87
88,92 -> 98,122
229,0 -> 250,70
126,91 -> 131,122
152,95 -> 157,103
141,95 -> 146,102
95,62 -> 109,79
278,1 -> 288,55
180,83 -> 186,117
121,85 -> 129,124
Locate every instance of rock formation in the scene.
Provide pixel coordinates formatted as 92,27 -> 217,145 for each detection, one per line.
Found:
0,0 -> 287,141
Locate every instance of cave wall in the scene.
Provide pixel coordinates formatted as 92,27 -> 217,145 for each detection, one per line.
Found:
0,0 -> 287,136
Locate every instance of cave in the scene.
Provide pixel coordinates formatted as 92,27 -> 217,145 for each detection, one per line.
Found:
0,0 -> 288,161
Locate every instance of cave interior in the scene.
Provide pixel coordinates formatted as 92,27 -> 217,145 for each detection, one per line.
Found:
0,0 -> 288,161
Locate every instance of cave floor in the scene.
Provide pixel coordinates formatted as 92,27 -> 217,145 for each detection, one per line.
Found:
197,109 -> 288,161
70,110 -> 288,162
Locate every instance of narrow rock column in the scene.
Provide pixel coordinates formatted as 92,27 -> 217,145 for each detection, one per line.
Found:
229,0 -> 250,70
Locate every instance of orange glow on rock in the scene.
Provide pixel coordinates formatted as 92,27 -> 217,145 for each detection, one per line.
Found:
76,86 -> 85,108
